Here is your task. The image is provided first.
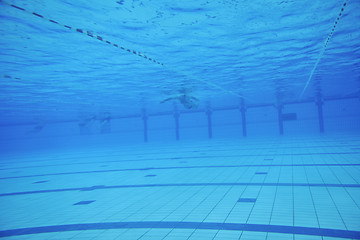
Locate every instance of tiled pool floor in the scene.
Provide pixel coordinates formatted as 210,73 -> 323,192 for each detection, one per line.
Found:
0,135 -> 360,239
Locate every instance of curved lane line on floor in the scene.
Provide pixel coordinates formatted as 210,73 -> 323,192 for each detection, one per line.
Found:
0,221 -> 359,239
1,163 -> 360,180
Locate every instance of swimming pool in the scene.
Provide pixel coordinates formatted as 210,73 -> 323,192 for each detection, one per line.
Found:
0,0 -> 359,239
1,136 -> 360,239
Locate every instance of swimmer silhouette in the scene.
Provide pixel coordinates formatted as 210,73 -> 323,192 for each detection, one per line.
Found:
160,88 -> 199,109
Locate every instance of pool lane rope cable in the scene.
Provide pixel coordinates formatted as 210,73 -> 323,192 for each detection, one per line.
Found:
2,74 -> 21,80
5,2 -> 164,66
298,0 -> 348,100
4,1 -> 243,98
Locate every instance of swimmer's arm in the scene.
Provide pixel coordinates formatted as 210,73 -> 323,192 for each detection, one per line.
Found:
160,97 -> 176,104
190,96 -> 199,102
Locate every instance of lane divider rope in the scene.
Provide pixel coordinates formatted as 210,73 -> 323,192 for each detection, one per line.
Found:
298,1 -> 348,100
7,3 -> 164,66
2,74 -> 21,80
3,1 -> 243,98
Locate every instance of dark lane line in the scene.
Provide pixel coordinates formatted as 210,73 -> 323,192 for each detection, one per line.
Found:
1,151 -> 359,169
1,182 -> 360,197
0,221 -> 359,239
1,163 -> 359,180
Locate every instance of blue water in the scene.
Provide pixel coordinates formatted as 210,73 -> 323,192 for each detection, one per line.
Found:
0,0 -> 360,239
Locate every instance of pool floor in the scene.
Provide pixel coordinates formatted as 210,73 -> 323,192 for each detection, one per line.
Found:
0,135 -> 360,239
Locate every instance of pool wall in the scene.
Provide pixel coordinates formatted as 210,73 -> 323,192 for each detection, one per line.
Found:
0,97 -> 359,153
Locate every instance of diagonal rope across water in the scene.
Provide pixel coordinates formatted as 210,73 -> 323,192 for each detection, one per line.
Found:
298,1 -> 348,100
3,1 -> 243,98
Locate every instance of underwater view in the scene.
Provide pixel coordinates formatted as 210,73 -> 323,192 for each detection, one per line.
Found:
0,0 -> 360,239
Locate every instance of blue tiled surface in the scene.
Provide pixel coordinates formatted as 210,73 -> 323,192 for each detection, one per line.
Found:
0,136 -> 360,239
0,183 -> 360,198
0,221 -> 359,239
2,163 -> 360,180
